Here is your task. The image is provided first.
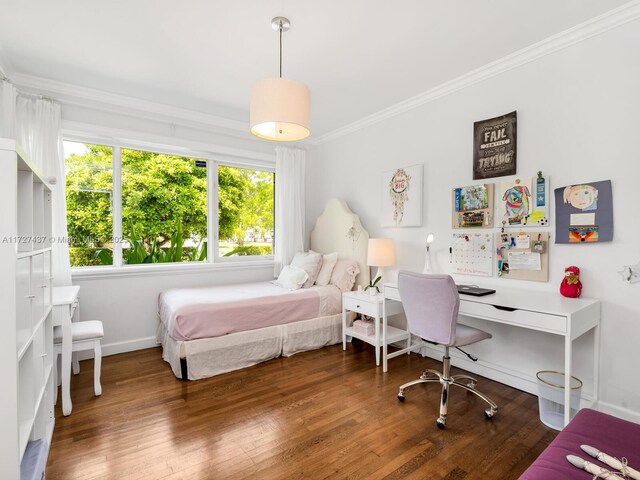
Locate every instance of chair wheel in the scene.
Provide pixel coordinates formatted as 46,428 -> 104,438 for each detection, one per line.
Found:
397,393 -> 405,402
436,418 -> 446,429
485,408 -> 497,419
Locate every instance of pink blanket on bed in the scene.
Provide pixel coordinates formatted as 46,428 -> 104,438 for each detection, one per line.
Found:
158,282 -> 325,341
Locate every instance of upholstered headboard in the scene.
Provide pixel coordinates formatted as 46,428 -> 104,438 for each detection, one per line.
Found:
310,198 -> 370,289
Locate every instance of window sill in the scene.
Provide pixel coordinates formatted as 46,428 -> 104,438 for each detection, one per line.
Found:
71,258 -> 275,280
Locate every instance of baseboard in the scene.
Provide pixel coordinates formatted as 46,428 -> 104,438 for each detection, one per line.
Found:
596,401 -> 640,424
422,344 -> 540,396
76,336 -> 158,360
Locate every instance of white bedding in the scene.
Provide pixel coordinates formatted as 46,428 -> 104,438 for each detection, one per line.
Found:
158,282 -> 342,341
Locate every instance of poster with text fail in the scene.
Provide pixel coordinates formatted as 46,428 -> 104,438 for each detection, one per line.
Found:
473,111 -> 517,180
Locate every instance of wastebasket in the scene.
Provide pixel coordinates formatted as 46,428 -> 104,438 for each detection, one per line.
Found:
536,370 -> 582,431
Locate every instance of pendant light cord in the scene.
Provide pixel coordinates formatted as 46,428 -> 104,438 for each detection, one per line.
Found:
279,22 -> 283,78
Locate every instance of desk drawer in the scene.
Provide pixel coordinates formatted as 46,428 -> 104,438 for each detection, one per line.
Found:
459,301 -> 567,334
343,296 -> 380,318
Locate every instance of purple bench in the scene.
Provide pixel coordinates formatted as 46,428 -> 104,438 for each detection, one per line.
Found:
520,408 -> 640,479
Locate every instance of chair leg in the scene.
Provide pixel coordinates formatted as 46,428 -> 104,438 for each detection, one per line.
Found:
397,368 -> 441,400
452,373 -> 477,388
452,380 -> 498,418
72,352 -> 80,375
94,341 -> 102,396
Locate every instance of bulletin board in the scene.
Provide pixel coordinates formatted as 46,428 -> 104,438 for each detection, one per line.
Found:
496,231 -> 549,282
451,184 -> 494,228
451,233 -> 494,277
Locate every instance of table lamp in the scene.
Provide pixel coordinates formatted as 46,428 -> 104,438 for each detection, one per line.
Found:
423,233 -> 435,274
367,238 -> 396,284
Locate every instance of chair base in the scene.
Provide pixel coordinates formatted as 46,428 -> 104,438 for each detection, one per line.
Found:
397,351 -> 498,429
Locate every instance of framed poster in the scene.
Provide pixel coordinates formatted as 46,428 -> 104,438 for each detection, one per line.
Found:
451,183 -> 494,228
499,174 -> 549,227
381,164 -> 423,227
554,180 -> 613,243
473,111 -> 517,180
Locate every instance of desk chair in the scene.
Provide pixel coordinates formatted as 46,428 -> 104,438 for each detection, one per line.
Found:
397,271 -> 498,429
53,320 -> 104,415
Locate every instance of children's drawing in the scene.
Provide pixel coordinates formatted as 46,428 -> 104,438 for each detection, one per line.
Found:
381,164 -> 423,227
554,180 -> 613,243
563,184 -> 598,211
499,174 -> 549,227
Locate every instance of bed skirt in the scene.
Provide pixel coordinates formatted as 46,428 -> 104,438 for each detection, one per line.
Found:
157,313 -> 344,380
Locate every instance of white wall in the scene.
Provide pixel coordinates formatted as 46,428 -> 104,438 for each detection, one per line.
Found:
307,19 -> 640,420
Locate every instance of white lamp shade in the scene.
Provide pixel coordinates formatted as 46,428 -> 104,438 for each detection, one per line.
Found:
367,238 -> 396,267
250,77 -> 310,141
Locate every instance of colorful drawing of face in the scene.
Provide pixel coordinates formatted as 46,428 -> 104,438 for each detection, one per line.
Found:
563,185 -> 598,211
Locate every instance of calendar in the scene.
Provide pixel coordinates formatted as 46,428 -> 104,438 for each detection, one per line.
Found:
451,233 -> 494,277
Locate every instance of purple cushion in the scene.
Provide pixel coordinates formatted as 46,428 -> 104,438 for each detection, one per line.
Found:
453,323 -> 492,347
520,408 -> 640,479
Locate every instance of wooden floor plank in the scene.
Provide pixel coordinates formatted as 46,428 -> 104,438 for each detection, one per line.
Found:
46,343 -> 555,479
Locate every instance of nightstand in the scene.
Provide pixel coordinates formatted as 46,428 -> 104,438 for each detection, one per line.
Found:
341,291 -> 408,367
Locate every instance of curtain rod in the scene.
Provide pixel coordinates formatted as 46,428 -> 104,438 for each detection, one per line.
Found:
0,75 -> 57,103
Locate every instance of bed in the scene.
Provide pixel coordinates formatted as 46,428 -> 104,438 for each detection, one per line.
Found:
157,198 -> 370,380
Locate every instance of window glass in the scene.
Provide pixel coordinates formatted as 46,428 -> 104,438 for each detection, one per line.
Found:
218,166 -> 274,257
64,142 -> 113,267
121,149 -> 208,264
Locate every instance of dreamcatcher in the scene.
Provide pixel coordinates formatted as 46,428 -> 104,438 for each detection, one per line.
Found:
389,168 -> 411,225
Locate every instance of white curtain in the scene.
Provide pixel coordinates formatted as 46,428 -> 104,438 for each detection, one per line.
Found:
1,83 -> 72,286
0,80 -> 17,138
273,146 -> 306,277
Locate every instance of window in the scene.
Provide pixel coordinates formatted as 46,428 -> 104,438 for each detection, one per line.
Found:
64,142 -> 113,267
218,166 -> 274,257
121,149 -> 208,264
63,141 -> 274,268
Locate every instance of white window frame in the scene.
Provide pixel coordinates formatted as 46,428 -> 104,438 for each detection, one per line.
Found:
63,134 -> 275,276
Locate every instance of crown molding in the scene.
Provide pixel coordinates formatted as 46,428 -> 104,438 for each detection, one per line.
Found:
314,0 -> 640,145
10,72 -> 257,139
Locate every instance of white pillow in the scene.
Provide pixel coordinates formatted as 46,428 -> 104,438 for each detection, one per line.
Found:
273,265 -> 309,290
313,251 -> 338,286
290,251 -> 323,288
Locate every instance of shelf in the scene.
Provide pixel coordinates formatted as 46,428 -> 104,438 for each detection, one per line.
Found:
3,140 -> 55,478
18,417 -> 35,463
17,307 -> 52,362
345,325 -> 410,346
17,247 -> 52,259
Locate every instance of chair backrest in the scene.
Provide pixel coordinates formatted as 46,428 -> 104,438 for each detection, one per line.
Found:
397,271 -> 460,346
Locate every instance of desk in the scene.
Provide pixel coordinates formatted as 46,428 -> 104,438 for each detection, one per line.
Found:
52,285 -> 80,416
383,282 -> 601,427
342,291 -> 407,366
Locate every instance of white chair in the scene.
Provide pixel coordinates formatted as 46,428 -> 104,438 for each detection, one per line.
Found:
53,320 -> 104,414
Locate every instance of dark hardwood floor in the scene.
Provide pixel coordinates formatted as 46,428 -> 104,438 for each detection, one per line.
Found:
46,342 -> 556,479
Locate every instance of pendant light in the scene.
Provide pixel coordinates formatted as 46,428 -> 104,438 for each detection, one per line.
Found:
250,17 -> 310,142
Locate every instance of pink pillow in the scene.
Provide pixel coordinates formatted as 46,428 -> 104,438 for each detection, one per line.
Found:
330,259 -> 361,292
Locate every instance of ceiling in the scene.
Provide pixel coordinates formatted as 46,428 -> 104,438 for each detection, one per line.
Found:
0,0 -> 630,138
